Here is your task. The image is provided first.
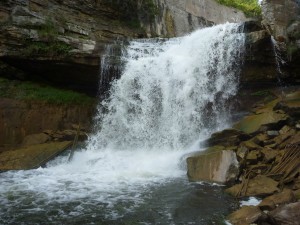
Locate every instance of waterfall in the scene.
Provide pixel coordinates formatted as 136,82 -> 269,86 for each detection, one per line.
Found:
88,23 -> 245,151
271,36 -> 286,95
0,23 -> 246,224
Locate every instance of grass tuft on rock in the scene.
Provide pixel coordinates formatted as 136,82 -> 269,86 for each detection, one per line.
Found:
0,78 -> 95,105
216,0 -> 261,17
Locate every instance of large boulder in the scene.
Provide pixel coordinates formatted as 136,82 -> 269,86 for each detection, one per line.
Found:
267,202 -> 300,225
0,141 -> 72,171
187,150 -> 239,184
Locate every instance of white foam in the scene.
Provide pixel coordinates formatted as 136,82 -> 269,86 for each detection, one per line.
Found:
240,197 -> 262,206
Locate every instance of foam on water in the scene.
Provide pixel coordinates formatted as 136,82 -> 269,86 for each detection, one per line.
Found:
0,23 -> 245,223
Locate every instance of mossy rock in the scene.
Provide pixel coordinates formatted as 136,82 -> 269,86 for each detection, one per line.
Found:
233,111 -> 288,134
0,141 -> 71,171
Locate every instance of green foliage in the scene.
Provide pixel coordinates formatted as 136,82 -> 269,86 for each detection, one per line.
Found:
37,18 -> 59,41
24,41 -> 72,57
0,78 -> 95,105
216,0 -> 261,17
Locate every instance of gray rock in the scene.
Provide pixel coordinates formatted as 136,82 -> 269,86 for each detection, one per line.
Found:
267,130 -> 279,136
268,202 -> 300,225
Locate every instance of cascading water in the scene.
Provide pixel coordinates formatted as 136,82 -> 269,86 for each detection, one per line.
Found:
271,36 -> 286,95
0,23 -> 245,225
90,23 -> 245,151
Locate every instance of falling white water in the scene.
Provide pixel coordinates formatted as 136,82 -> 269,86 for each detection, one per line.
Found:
0,23 -> 245,224
89,23 -> 245,151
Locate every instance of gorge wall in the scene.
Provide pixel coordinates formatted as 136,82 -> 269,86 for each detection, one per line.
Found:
1,0 -> 300,151
261,0 -> 300,82
0,0 -> 248,95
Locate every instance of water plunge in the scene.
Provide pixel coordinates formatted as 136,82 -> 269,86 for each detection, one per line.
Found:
0,23 -> 245,225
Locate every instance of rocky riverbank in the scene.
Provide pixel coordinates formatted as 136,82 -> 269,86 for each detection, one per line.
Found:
187,88 -> 300,225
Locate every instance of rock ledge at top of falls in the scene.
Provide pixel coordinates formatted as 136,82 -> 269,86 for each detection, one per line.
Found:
0,0 -> 249,95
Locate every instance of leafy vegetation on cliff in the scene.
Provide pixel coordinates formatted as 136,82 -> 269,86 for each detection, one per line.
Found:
0,78 -> 95,105
217,0 -> 261,17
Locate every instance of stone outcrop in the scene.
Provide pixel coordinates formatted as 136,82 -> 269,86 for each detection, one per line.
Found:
0,141 -> 72,171
261,0 -> 300,81
0,98 -> 95,152
0,0 -> 147,95
150,0 -> 249,37
206,89 -> 300,224
0,0 -> 249,95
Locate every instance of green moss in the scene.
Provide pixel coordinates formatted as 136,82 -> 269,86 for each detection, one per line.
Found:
216,0 -> 261,17
24,41 -> 72,57
0,78 -> 95,105
37,18 -> 59,41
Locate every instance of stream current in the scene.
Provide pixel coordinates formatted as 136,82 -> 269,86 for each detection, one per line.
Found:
0,23 -> 245,225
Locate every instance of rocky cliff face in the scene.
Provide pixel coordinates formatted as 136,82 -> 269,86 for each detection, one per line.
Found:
146,0 -> 248,37
261,0 -> 300,81
0,0 -> 249,95
0,0 -> 147,95
0,98 -> 95,151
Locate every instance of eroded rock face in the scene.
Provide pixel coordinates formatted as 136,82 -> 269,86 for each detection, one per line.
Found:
187,150 -> 239,184
261,0 -> 300,80
152,0 -> 249,37
0,0 -> 145,95
0,0 -> 250,95
0,98 -> 95,151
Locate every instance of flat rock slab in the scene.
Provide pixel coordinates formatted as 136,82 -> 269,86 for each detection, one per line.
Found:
227,206 -> 262,225
226,175 -> 279,197
0,141 -> 72,171
233,111 -> 288,134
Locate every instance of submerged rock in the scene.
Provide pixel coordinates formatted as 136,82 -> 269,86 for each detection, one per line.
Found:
0,141 -> 71,171
186,150 -> 239,184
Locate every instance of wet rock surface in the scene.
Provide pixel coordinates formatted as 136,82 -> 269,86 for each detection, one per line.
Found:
0,98 -> 94,152
187,150 -> 239,184
0,141 -> 72,171
192,90 -> 300,225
